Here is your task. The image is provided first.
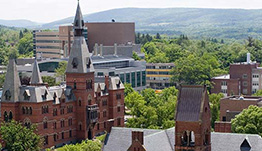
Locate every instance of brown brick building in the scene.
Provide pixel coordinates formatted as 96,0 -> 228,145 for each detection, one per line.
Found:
0,2 -> 124,149
211,53 -> 260,96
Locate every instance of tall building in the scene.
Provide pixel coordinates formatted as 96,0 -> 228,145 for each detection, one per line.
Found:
103,85 -> 262,151
33,22 -> 135,59
0,2 -> 125,149
146,63 -> 175,89
211,53 -> 261,96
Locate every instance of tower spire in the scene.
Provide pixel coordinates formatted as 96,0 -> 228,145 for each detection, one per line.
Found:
73,0 -> 84,36
66,2 -> 94,74
1,59 -> 21,102
30,59 -> 43,85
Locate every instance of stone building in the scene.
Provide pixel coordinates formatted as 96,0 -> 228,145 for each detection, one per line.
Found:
0,2 -> 125,149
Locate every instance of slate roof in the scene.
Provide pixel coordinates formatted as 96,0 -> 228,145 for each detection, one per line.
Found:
73,1 -> 84,30
1,59 -> 21,102
175,85 -> 205,122
30,60 -> 43,85
108,77 -> 124,90
103,127 -> 262,151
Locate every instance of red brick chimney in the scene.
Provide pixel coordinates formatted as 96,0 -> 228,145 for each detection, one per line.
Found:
105,74 -> 109,88
127,131 -> 146,151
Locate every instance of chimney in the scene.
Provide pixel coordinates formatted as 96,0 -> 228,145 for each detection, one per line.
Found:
100,44 -> 103,56
94,43 -> 98,56
105,73 -> 109,88
247,53 -> 251,63
132,131 -> 144,145
114,43 -> 117,55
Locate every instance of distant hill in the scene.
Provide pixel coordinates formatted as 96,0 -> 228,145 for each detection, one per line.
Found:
0,19 -> 40,28
4,8 -> 262,39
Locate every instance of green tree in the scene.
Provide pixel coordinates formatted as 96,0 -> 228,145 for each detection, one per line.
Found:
17,32 -> 33,56
57,140 -> 101,151
156,33 -> 161,39
0,74 -> 5,88
55,61 -> 68,82
132,51 -> 141,61
253,90 -> 262,96
231,105 -> 262,136
0,120 -> 42,151
209,93 -> 224,128
124,83 -> 134,97
42,76 -> 56,86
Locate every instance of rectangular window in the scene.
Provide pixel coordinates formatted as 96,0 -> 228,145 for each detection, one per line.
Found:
116,93 -> 121,100
69,130 -> 72,138
242,74 -> 248,79
243,81 -> 248,87
120,74 -> 125,83
97,72 -> 104,76
222,116 -> 226,121
221,81 -> 227,86
137,72 -> 141,87
142,71 -> 146,86
103,111 -> 107,117
243,89 -> 248,95
117,106 -> 121,112
117,118 -> 121,126
131,72 -> 136,87
62,132 -> 64,139
126,73 -> 130,83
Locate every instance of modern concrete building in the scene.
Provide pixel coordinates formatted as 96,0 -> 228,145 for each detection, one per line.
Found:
0,3 -> 125,149
211,53 -> 261,96
33,22 -> 135,59
146,63 -> 175,89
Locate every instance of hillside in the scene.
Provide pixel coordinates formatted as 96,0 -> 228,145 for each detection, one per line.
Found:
0,19 -> 40,28
3,8 -> 262,39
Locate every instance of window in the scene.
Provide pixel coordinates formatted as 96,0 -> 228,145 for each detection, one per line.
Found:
253,74 -> 259,78
43,121 -> 48,129
118,106 -> 121,112
252,82 -> 259,86
61,132 -> 64,139
72,58 -> 78,68
102,99 -> 107,106
69,130 -> 72,138
221,89 -> 227,94
120,74 -> 125,83
53,108 -> 57,116
116,93 -> 121,100
4,90 -> 11,101
104,122 -> 107,129
4,111 -> 8,122
137,72 -> 141,87
86,80 -> 92,90
61,119 -> 65,128
23,91 -> 30,100
126,73 -> 130,83
60,108 -> 65,115
103,111 -> 107,117
243,81 -> 248,87
79,123 -> 82,130
142,71 -> 146,86
68,118 -> 73,126
29,107 -> 32,115
97,123 -> 100,130
67,106 -> 73,113
53,134 -> 57,142
117,118 -> 121,126
222,116 -> 226,121
22,107 -> 25,114
54,122 -> 57,129
53,93 -> 57,103
243,89 -> 248,95
221,81 -> 227,86
88,95 -> 92,105
44,136 -> 48,145
79,99 -> 82,106
42,91 -> 48,100
42,106 -> 49,114
242,74 -> 248,79
131,72 -> 136,87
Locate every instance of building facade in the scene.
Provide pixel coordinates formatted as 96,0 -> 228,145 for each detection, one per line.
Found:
146,63 -> 175,89
0,3 -> 125,149
34,22 -> 135,59
211,53 -> 261,96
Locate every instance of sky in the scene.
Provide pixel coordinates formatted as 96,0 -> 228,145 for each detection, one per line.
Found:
1,0 -> 262,23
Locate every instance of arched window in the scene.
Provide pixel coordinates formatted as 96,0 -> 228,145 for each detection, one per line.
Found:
74,80 -> 77,89
79,99 -> 82,106
79,123 -> 82,130
88,94 -> 92,105
29,107 -> 32,115
204,130 -> 209,145
53,93 -> 57,103
190,131 -> 195,147
4,111 -> 8,122
43,117 -> 48,129
181,131 -> 188,146
4,90 -> 11,101
22,107 -> 25,114
25,107 -> 29,114
8,111 -> 13,121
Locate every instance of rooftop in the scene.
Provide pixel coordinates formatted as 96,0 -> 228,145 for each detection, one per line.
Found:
212,74 -> 230,80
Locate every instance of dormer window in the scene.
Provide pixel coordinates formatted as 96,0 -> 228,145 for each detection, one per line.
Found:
240,138 -> 251,151
72,58 -> 78,69
4,90 -> 11,101
23,90 -> 30,101
42,90 -> 48,100
87,58 -> 91,68
53,93 -> 57,103
116,80 -> 121,89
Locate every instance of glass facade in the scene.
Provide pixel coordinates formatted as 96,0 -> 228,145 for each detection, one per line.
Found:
120,74 -> 125,83
142,71 -> 146,86
131,72 -> 136,87
137,72 -> 141,87
126,73 -> 130,84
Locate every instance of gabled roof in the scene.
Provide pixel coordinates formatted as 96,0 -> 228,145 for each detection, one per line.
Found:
109,77 -> 124,90
175,85 -> 205,122
30,60 -> 43,85
103,127 -> 262,151
1,59 -> 21,102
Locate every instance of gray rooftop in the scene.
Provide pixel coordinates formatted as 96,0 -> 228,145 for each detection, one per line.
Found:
30,60 -> 43,85
103,127 -> 262,151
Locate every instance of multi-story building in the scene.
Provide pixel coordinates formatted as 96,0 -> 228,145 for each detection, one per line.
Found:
33,22 -> 135,59
103,85 -> 262,151
211,53 -> 260,96
146,63 -> 175,89
0,3 -> 124,149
